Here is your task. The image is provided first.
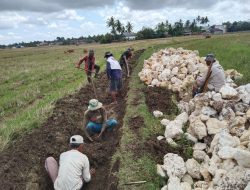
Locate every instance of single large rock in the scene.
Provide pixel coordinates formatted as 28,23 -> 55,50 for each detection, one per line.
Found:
163,153 -> 187,178
164,121 -> 183,139
157,164 -> 166,178
201,106 -> 217,117
218,146 -> 236,159
153,110 -> 163,117
215,166 -> 250,190
181,174 -> 194,185
186,158 -> 201,179
212,93 -> 222,101
220,85 -> 238,99
234,149 -> 250,168
206,118 -> 228,135
193,143 -> 207,151
188,120 -> 207,140
193,150 -> 207,161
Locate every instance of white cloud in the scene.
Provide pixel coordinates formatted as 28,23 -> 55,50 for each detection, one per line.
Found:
0,12 -> 28,29
56,10 -> 85,21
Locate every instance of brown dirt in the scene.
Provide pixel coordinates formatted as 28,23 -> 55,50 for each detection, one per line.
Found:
0,50 -> 145,190
144,86 -> 179,114
128,116 -> 145,137
144,137 -> 193,164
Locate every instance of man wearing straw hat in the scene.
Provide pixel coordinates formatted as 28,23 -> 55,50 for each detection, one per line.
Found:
83,99 -> 118,142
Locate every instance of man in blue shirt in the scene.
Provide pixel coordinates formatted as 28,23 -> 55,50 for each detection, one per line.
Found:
104,52 -> 123,104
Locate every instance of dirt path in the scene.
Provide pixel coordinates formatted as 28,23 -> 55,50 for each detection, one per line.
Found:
0,50 -> 144,190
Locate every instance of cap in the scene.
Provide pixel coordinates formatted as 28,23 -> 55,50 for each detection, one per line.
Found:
70,135 -> 84,144
88,99 -> 103,111
104,51 -> 113,58
205,54 -> 215,62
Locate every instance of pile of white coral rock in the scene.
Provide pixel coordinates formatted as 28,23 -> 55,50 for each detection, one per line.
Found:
138,48 -> 208,94
138,47 -> 240,97
158,84 -> 250,190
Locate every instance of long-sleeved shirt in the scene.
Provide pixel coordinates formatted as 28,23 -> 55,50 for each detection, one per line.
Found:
54,150 -> 91,190
106,56 -> 122,79
197,61 -> 225,92
77,56 -> 95,73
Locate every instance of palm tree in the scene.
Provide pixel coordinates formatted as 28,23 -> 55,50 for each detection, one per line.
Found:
106,16 -> 116,35
115,19 -> 123,34
126,21 -> 133,33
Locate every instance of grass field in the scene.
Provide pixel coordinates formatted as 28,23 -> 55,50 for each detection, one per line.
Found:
0,33 -> 250,153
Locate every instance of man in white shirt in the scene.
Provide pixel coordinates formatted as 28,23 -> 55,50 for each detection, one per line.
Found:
45,135 -> 95,190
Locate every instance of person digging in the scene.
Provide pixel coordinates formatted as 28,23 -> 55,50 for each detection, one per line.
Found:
119,47 -> 133,77
105,51 -> 123,104
76,49 -> 100,83
45,135 -> 95,190
83,99 -> 118,142
192,53 -> 225,97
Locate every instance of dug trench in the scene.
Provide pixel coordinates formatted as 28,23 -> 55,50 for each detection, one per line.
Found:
0,49 -> 145,190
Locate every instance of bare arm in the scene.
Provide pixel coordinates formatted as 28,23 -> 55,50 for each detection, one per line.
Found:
82,111 -> 94,142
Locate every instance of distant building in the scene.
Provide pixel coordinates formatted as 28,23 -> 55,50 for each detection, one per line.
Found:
183,28 -> 192,36
123,32 -> 137,40
210,25 -> 227,34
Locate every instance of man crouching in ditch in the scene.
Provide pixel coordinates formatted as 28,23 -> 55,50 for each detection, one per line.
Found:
45,135 -> 95,190
83,99 -> 118,142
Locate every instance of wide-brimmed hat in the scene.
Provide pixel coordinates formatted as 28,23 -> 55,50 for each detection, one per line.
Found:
104,51 -> 113,58
205,54 -> 215,62
88,99 -> 103,111
70,135 -> 84,144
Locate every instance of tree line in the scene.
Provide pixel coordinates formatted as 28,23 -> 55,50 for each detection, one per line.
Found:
1,16 -> 250,48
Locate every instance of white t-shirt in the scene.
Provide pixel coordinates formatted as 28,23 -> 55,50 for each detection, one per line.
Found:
54,150 -> 91,190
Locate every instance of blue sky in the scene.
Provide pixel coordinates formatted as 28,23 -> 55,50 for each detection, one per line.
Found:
0,0 -> 249,45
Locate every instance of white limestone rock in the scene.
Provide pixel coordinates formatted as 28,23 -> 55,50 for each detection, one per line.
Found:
185,133 -> 198,143
180,182 -> 192,190
157,136 -> 165,141
231,116 -> 246,128
161,119 -> 170,126
194,181 -> 209,189
186,158 -> 201,179
193,143 -> 207,151
206,118 -> 228,135
153,110 -> 163,118
234,149 -> 250,168
246,109 -> 250,120
157,164 -> 166,178
201,106 -> 217,117
200,114 -> 210,122
171,67 -> 179,75
212,93 -> 222,102
161,185 -> 168,190
193,150 -> 207,161
181,174 -> 194,185
218,146 -> 236,159
245,182 -> 250,190
163,153 -> 187,178
215,166 -> 250,190
219,107 -> 235,122
219,85 -> 238,99
200,166 -> 212,182
164,121 -> 183,139
168,176 -> 182,190
221,159 -> 236,171
189,120 -> 207,140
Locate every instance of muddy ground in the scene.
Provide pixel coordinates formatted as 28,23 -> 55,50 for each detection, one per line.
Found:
0,50 -> 144,190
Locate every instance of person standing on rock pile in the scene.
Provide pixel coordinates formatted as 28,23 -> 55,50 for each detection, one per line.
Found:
193,53 -> 225,96
119,48 -> 133,77
83,99 -> 118,142
105,51 -> 123,104
76,49 -> 100,83
45,135 -> 96,190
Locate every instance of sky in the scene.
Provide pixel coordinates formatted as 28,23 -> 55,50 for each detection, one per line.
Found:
0,0 -> 249,45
